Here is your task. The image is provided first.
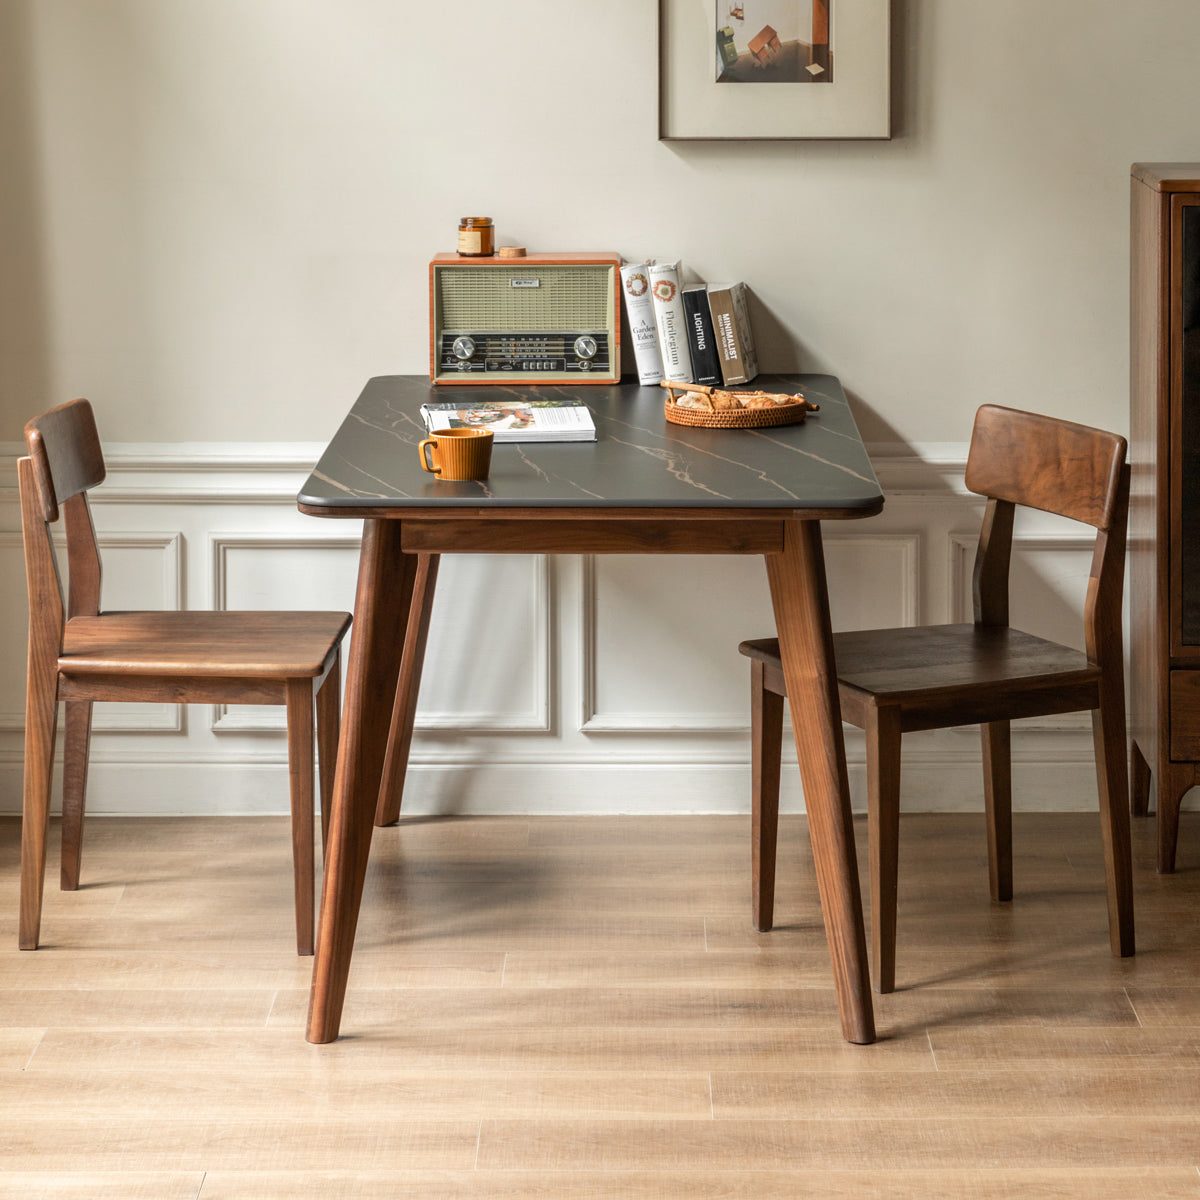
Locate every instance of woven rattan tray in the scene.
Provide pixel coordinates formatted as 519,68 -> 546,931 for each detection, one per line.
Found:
660,381 -> 818,429
664,398 -> 811,428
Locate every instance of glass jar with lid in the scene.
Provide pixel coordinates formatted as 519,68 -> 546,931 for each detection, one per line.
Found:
457,217 -> 495,257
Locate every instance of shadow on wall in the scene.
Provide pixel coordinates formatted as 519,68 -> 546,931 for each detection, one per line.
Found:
658,0 -> 920,454
0,0 -> 50,440
749,287 -> 919,453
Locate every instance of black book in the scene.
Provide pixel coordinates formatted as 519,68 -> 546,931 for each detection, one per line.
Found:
681,285 -> 722,386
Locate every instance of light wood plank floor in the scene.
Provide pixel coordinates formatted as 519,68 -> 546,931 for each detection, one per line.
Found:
2,810 -> 1200,1198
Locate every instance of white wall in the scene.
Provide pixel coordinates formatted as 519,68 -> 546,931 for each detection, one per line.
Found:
7,0 -> 1200,443
1,0 -> 1198,814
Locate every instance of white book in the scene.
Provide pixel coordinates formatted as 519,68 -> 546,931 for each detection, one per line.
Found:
620,260 -> 664,386
648,260 -> 694,384
420,400 -> 596,443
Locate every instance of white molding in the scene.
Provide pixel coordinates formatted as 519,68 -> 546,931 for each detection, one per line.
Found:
0,441 -> 1112,814
0,444 -> 325,506
1,441 -> 976,504
415,554 -> 553,734
0,531 -> 37,732
867,443 -> 970,498
835,532 -> 922,629
0,530 -> 184,734
206,530 -> 359,733
1,440 -> 327,466
0,726 -> 1103,771
207,534 -> 553,734
578,544 -> 748,730
91,531 -> 185,733
579,534 -> 920,734
0,755 -> 1108,817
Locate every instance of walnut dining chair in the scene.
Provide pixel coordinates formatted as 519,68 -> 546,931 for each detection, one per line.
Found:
739,404 -> 1135,992
18,399 -> 352,955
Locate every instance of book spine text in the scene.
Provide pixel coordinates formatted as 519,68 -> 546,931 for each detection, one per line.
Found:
648,261 -> 694,384
707,282 -> 758,386
620,261 -> 664,386
681,286 -> 722,386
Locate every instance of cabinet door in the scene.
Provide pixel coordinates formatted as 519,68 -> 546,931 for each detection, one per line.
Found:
1170,195 -> 1200,652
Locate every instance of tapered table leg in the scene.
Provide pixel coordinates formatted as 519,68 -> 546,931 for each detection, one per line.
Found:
307,519 -> 420,1043
375,553 -> 440,826
765,519 -> 875,1045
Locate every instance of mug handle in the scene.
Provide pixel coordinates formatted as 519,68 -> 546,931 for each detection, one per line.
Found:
418,438 -> 441,475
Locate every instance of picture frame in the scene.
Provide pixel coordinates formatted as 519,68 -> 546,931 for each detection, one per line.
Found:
658,0 -> 891,141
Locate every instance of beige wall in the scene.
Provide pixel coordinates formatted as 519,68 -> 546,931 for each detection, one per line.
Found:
5,0 -> 1192,816
4,0 -> 1200,445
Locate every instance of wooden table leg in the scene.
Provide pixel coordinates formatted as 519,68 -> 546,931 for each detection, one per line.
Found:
375,553 -> 440,826
307,519 -> 419,1043
765,519 -> 876,1045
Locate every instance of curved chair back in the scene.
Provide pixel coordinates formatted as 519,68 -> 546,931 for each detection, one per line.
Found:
20,399 -> 104,622
24,399 -> 105,525
964,405 -> 1129,666
965,404 -> 1127,531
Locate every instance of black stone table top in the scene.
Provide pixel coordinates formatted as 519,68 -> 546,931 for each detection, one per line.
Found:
299,375 -> 883,513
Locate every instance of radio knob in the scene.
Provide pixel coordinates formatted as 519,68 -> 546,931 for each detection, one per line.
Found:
573,335 -> 598,360
452,336 -> 476,361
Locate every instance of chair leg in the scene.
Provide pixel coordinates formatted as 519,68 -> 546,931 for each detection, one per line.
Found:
865,705 -> 902,995
750,659 -> 784,932
20,671 -> 59,950
981,720 -> 1013,903
316,650 -> 341,853
1130,738 -> 1151,819
1093,686 -> 1135,956
285,678 -> 316,957
60,700 -> 93,891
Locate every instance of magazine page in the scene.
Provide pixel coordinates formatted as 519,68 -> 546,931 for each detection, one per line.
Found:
421,400 -> 596,442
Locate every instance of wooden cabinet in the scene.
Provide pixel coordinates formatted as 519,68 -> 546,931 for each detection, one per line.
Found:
1130,163 -> 1200,870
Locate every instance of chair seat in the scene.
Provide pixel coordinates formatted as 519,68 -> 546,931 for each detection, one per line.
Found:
740,623 -> 1098,704
60,611 -> 352,678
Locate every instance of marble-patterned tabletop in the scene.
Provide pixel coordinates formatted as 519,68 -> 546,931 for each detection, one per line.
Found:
299,375 -> 883,513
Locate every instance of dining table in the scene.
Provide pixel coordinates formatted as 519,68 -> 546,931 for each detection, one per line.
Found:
298,374 -> 884,1045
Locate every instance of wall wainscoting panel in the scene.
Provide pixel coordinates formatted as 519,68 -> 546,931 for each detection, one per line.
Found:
580,535 -> 920,733
207,530 -> 363,733
0,444 -> 1121,815
0,529 -> 185,734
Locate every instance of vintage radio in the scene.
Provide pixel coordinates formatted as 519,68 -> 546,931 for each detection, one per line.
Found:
429,252 -> 622,385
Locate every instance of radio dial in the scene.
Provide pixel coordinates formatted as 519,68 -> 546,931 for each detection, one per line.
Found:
573,335 -> 598,360
452,336 -> 476,361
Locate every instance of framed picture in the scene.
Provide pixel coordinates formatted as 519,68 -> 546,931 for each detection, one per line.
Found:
658,0 -> 890,141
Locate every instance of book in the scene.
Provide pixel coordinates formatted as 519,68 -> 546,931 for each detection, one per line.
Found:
648,260 -> 694,384
420,399 -> 596,443
706,281 -> 759,386
681,285 -> 722,386
620,260 -> 664,386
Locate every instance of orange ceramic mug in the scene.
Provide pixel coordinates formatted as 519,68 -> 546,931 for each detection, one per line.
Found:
418,428 -> 494,480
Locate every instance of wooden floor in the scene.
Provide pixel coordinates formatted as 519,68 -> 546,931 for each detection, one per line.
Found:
2,810 -> 1200,1197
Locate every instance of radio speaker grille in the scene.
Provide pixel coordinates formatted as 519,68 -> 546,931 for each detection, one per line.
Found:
437,265 -> 612,331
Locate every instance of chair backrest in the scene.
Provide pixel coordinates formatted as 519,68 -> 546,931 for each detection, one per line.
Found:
20,399 -> 105,626
963,404 -> 1129,667
965,404 -> 1127,531
24,399 -> 106,525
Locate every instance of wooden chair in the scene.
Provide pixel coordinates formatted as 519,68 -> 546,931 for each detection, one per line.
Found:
739,404 -> 1135,992
18,399 -> 352,956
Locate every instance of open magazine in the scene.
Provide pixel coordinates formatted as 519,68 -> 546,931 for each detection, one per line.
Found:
420,399 -> 596,443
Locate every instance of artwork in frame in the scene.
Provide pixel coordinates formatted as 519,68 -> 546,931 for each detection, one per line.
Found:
659,0 -> 890,141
